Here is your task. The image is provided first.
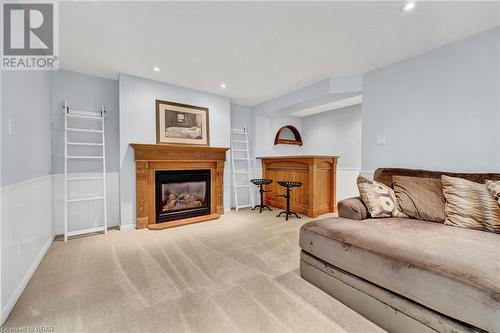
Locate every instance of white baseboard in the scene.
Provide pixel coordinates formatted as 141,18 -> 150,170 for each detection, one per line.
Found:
1,236 -> 54,325
119,224 -> 135,231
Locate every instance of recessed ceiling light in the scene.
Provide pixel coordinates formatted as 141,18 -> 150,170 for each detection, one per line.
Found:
153,66 -> 160,72
401,1 -> 416,12
220,83 -> 227,89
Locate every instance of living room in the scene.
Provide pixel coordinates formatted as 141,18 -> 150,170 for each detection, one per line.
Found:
1,1 -> 499,332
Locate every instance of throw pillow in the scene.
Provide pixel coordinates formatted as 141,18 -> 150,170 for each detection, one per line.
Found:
486,180 -> 500,207
441,176 -> 500,234
357,176 -> 407,218
392,176 -> 446,223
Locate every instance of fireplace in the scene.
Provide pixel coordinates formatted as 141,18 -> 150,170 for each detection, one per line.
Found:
131,144 -> 228,230
155,169 -> 211,223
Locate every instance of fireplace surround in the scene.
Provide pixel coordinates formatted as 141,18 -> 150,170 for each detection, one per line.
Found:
130,143 -> 229,230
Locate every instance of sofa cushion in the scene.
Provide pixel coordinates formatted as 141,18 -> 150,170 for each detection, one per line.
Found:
392,176 -> 446,223
299,218 -> 500,332
442,175 -> 500,234
357,176 -> 407,218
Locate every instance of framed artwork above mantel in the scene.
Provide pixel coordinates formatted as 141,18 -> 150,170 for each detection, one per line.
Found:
156,99 -> 210,146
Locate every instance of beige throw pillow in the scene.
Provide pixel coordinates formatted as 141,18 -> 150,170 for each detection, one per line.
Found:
486,180 -> 500,207
357,176 -> 407,218
441,176 -> 500,234
392,176 -> 446,223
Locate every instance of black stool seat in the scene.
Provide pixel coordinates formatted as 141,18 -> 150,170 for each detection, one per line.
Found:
250,178 -> 273,213
250,179 -> 273,186
276,181 -> 302,221
277,181 -> 302,188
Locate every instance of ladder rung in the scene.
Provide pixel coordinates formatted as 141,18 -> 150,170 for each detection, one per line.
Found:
67,226 -> 106,237
67,196 -> 105,203
67,113 -> 103,120
232,140 -> 247,144
67,176 -> 105,181
67,156 -> 104,159
67,142 -> 103,146
235,185 -> 251,188
67,128 -> 103,133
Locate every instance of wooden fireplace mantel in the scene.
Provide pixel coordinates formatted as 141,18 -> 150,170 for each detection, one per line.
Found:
130,144 -> 229,162
130,144 -> 229,230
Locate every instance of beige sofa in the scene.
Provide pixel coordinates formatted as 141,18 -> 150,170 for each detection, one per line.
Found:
299,168 -> 500,333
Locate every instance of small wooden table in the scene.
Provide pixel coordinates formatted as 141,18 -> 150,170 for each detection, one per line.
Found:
258,155 -> 339,218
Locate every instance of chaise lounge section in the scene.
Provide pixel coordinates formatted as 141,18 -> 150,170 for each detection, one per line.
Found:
299,168 -> 500,333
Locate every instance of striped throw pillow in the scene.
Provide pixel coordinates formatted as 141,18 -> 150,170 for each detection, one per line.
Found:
486,180 -> 500,207
442,176 -> 500,234
357,176 -> 407,218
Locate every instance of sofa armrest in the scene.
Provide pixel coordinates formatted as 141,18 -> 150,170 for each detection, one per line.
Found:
337,197 -> 369,220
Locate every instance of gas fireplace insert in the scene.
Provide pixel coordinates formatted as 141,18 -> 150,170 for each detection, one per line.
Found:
155,169 -> 211,223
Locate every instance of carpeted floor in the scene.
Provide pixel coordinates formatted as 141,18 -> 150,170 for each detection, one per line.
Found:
4,209 -> 384,333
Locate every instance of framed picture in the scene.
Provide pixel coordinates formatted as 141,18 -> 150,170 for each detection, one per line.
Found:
156,100 -> 210,146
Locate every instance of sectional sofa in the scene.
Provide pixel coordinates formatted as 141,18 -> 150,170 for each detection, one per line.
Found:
299,168 -> 500,333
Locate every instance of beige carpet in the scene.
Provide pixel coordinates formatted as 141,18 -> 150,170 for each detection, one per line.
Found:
4,209 -> 384,333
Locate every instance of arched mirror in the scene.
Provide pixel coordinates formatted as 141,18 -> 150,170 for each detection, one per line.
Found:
274,125 -> 303,146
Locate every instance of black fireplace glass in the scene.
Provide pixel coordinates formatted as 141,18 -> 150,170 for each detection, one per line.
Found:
155,169 -> 211,223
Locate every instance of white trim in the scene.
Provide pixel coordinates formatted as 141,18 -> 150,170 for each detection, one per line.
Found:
67,226 -> 106,237
0,175 -> 52,195
119,224 -> 136,231
1,236 -> 54,325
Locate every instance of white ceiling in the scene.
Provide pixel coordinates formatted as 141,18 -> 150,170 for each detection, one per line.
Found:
59,1 -> 500,106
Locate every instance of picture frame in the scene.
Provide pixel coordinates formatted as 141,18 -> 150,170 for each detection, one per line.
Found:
155,99 -> 210,146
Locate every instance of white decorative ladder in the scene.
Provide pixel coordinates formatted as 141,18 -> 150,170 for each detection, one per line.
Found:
63,101 -> 108,242
230,128 -> 255,211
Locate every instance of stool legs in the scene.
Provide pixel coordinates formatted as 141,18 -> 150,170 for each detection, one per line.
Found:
252,184 -> 272,213
276,186 -> 301,221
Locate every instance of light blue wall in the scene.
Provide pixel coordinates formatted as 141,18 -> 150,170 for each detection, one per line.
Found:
230,104 -> 253,131
362,27 -> 500,173
1,71 -> 53,325
51,70 -> 119,173
1,71 -> 52,186
119,74 -> 232,227
301,105 -> 362,168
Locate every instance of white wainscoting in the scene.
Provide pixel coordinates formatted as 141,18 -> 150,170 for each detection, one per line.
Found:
360,170 -> 375,180
52,172 -> 120,235
337,167 -> 361,201
1,175 -> 54,325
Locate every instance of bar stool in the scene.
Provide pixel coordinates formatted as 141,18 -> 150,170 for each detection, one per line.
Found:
276,181 -> 302,221
250,179 -> 273,213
